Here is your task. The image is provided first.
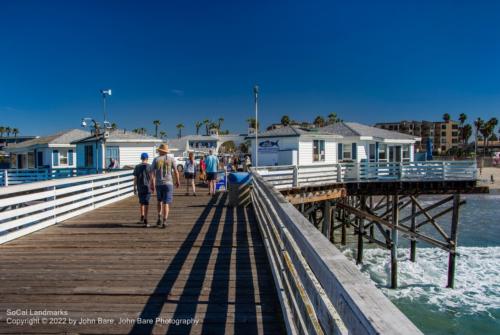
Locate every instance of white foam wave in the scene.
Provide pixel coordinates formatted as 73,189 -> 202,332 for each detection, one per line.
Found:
344,247 -> 500,315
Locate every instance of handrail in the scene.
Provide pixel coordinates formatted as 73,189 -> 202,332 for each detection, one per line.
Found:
250,168 -> 423,334
0,170 -> 134,244
0,167 -> 99,186
256,160 -> 477,189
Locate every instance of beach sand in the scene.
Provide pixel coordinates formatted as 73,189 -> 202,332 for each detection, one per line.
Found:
478,167 -> 500,193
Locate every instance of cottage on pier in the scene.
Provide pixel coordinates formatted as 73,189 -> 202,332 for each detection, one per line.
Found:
248,122 -> 420,166
72,129 -> 162,172
4,129 -> 89,170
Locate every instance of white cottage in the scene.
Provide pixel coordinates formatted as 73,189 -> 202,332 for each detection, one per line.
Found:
4,129 -> 89,170
248,122 -> 419,167
319,122 -> 419,163
72,129 -> 162,172
247,127 -> 342,166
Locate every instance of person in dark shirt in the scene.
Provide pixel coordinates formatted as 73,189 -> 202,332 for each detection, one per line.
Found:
133,153 -> 153,226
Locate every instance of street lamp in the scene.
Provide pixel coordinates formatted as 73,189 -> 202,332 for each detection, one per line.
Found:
100,89 -> 112,126
253,84 -> 259,168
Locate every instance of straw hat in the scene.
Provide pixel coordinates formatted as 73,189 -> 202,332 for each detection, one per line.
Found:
157,144 -> 169,154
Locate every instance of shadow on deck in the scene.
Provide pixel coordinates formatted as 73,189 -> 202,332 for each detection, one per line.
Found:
0,191 -> 285,334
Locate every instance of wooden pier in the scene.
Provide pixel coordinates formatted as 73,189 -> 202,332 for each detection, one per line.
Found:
0,168 -> 432,334
0,190 -> 285,334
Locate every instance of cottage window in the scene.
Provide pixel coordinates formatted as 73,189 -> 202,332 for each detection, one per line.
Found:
313,140 -> 325,162
84,145 -> 93,168
343,144 -> 352,160
378,144 -> 387,161
59,150 -> 68,165
402,145 -> 410,161
369,143 -> 376,162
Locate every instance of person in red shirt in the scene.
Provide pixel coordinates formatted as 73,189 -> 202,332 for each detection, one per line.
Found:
199,155 -> 207,184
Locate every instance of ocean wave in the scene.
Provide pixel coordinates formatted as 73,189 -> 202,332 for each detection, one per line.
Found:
344,247 -> 500,316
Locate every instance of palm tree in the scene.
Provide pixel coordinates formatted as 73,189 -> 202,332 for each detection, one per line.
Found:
327,112 -> 338,125
0,126 -> 5,138
218,117 -> 224,130
313,116 -> 325,128
153,120 -> 161,138
5,127 -> 11,136
203,119 -> 210,135
462,124 -> 472,146
110,123 -> 118,130
480,122 -> 493,156
442,113 -> 451,123
12,128 -> 19,142
458,113 -> 467,148
458,113 -> 467,126
159,130 -> 167,139
484,117 -> 498,155
474,118 -> 484,156
281,115 -> 291,126
195,121 -> 203,135
246,117 -> 259,132
176,123 -> 184,138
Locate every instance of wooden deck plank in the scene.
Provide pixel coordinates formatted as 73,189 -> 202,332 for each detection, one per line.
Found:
0,190 -> 285,334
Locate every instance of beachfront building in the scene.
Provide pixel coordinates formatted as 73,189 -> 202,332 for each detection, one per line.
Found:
72,129 -> 162,172
248,122 -> 419,166
375,120 -> 459,153
168,133 -> 246,157
247,126 -> 342,166
4,129 -> 89,170
321,122 -> 419,163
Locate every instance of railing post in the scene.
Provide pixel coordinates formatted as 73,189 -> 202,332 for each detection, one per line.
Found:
3,170 -> 8,187
292,165 -> 298,187
442,161 -> 446,180
52,185 -> 57,222
336,164 -> 342,182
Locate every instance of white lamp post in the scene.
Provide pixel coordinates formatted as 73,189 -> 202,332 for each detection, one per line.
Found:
100,89 -> 112,125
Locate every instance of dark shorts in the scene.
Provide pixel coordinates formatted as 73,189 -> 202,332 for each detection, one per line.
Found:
206,172 -> 217,181
156,184 -> 174,204
138,191 -> 151,205
184,172 -> 195,179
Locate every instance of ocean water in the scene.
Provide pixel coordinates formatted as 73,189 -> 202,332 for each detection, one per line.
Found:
342,195 -> 500,335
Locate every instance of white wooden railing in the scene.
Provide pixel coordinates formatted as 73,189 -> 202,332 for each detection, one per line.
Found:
0,170 -> 133,244
0,168 -> 98,186
250,169 -> 422,334
256,160 -> 477,189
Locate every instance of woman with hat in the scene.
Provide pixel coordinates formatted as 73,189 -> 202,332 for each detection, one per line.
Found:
150,144 -> 180,228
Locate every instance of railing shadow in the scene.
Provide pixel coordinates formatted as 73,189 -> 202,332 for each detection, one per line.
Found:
129,193 -> 222,335
164,192 -> 227,334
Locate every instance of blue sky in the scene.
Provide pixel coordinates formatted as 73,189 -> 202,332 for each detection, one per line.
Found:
1,0 -> 499,136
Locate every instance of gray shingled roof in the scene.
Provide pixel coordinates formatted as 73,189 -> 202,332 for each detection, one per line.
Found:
246,126 -> 334,139
6,129 -> 90,149
320,122 -> 418,140
73,129 -> 162,143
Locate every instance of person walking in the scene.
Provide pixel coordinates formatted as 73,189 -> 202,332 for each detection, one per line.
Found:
133,153 -> 154,226
151,144 -> 180,228
199,155 -> 207,184
184,151 -> 197,196
205,148 -> 219,196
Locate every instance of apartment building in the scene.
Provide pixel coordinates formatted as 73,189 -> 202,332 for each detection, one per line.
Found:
375,120 -> 459,153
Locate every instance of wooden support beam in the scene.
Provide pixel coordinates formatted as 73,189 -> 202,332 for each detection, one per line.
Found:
400,195 -> 454,225
356,196 -> 365,265
336,201 -> 452,252
447,194 -> 460,288
286,188 -> 347,205
322,201 -> 331,238
391,195 -> 399,289
416,200 -> 466,229
410,201 -> 417,262
330,204 -> 336,243
410,196 -> 450,241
